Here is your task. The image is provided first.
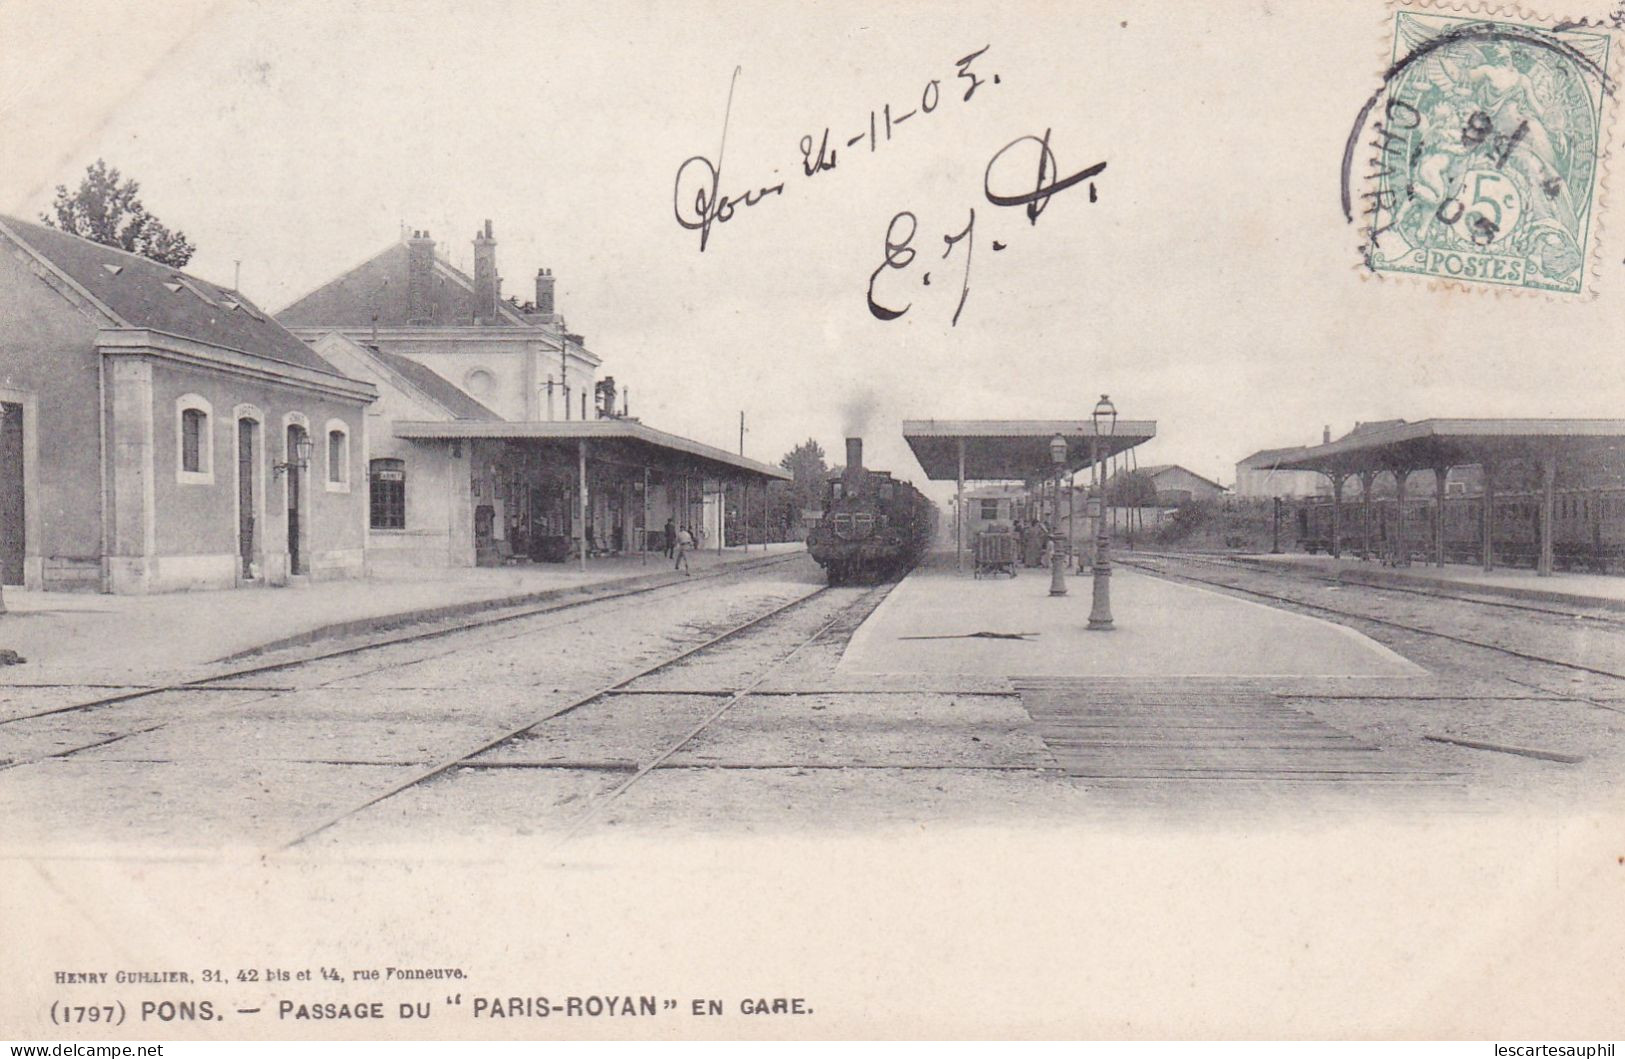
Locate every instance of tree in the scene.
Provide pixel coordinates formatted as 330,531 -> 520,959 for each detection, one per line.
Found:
41,160 -> 195,267
1106,469 -> 1159,508
771,438 -> 829,539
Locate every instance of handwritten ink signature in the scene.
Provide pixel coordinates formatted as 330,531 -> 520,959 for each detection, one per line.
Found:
868,128 -> 1105,325
672,66 -> 787,253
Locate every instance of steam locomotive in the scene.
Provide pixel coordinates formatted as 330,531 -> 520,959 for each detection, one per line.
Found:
806,438 -> 937,585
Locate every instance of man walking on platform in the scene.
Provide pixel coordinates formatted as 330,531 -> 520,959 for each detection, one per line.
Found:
674,525 -> 694,575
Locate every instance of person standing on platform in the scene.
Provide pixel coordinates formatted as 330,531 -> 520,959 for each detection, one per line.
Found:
1022,520 -> 1044,568
663,516 -> 676,559
675,525 -> 694,574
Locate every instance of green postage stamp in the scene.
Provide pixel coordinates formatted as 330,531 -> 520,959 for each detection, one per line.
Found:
1361,8 -> 1615,294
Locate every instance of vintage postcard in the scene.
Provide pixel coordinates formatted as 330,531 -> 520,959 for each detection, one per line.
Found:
1,0 -> 1623,1043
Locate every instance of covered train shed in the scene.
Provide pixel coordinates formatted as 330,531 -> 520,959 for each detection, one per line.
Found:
1262,419 -> 1625,576
902,417 -> 1157,570
394,418 -> 789,571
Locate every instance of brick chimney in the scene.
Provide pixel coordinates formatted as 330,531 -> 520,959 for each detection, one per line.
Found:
1323,425 -> 1332,444
472,220 -> 499,324
535,267 -> 556,316
406,230 -> 435,326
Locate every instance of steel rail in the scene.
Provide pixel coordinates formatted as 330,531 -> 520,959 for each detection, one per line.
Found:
1117,556 -> 1625,688
1133,550 -> 1625,626
555,586 -> 886,842
0,553 -> 800,728
279,583 -> 852,850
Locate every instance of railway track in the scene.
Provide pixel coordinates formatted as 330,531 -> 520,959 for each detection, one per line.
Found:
1130,549 -> 1625,626
282,581 -> 894,851
0,553 -> 801,731
1117,554 -> 1625,709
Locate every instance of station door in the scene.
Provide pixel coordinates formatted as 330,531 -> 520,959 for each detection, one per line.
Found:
0,402 -> 23,585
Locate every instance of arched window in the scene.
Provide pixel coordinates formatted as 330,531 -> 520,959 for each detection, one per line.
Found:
369,458 -> 406,529
182,410 -> 205,471
325,419 -> 351,492
175,395 -> 214,484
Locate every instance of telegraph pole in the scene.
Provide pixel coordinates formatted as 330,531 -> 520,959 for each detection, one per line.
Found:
738,411 -> 746,456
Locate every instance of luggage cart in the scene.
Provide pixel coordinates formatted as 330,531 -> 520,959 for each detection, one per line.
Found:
973,530 -> 1019,578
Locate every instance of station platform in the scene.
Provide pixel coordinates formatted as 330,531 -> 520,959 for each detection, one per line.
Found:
837,561 -> 1424,679
0,543 -> 802,681
1241,552 -> 1625,612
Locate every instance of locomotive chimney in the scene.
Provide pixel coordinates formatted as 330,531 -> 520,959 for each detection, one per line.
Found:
845,437 -> 863,472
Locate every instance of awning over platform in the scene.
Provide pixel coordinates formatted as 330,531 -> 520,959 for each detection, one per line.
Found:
393,418 -> 790,482
902,418 -> 1157,481
1264,419 -> 1625,476
1257,418 -> 1625,578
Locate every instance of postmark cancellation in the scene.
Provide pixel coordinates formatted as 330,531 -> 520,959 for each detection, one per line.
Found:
1358,4 -> 1617,294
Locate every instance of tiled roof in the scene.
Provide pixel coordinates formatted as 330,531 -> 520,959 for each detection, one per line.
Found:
276,240 -> 531,329
1238,445 -> 1313,467
370,348 -> 499,421
1113,464 -> 1226,490
0,215 -> 344,377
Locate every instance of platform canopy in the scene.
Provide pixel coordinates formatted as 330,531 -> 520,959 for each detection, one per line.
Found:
902,418 -> 1157,481
1263,418 -> 1625,477
1261,418 -> 1625,578
394,418 -> 790,481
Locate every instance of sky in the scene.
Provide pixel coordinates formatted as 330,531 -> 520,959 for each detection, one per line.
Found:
2,0 -> 1621,493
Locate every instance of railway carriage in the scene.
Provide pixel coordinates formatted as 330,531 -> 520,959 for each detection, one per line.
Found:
1294,487 -> 1625,572
806,438 -> 937,585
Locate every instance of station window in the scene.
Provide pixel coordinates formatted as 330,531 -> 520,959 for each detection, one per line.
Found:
182,410 -> 205,472
980,499 -> 999,520
175,395 -> 214,485
325,421 -> 350,492
369,458 -> 406,529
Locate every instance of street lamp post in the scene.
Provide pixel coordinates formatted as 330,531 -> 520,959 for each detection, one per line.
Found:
1048,434 -> 1068,597
1088,394 -> 1117,631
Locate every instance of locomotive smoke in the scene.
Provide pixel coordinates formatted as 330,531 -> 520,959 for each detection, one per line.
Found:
840,391 -> 881,442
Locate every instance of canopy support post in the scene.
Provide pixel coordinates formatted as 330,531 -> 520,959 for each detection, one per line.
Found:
1538,447 -> 1556,577
1329,472 -> 1346,559
1359,470 -> 1376,561
1433,466 -> 1449,566
577,438 -> 588,573
955,438 -> 966,573
1393,467 -> 1410,567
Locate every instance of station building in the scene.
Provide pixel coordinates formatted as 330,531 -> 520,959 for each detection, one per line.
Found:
278,222 -> 599,422
1235,446 -> 1331,499
279,221 -> 788,569
0,215 -> 376,594
1111,464 -> 1225,506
